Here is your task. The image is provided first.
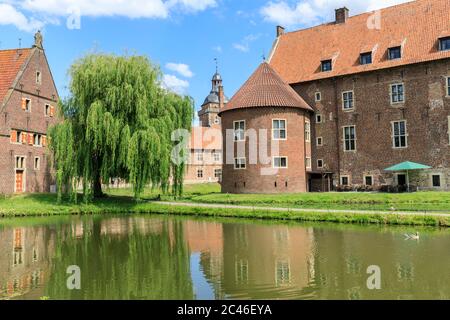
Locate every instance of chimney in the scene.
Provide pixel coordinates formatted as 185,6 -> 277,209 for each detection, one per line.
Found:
276,26 -> 285,37
335,7 -> 349,24
218,85 -> 224,110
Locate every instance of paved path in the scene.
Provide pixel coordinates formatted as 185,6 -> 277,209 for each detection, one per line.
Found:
154,201 -> 450,217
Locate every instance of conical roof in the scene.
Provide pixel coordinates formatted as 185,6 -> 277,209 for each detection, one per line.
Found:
219,62 -> 312,115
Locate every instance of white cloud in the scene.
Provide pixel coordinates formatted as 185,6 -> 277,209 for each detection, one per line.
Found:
0,3 -> 44,32
162,74 -> 189,94
0,0 -> 217,32
212,45 -> 222,53
233,34 -> 261,53
260,0 -> 413,28
166,63 -> 194,78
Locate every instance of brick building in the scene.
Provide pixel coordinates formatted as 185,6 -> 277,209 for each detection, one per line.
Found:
0,32 -> 59,194
184,70 -> 227,184
221,0 -> 450,193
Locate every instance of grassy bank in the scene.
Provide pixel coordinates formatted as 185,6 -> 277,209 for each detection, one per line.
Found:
0,191 -> 449,227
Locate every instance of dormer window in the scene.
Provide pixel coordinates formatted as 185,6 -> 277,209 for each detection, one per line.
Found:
388,46 -> 402,60
321,60 -> 332,72
439,37 -> 450,51
360,52 -> 372,65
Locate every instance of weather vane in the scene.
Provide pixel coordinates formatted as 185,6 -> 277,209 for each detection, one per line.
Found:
214,57 -> 218,73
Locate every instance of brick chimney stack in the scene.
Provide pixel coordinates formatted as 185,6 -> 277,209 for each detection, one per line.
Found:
219,85 -> 224,110
276,26 -> 285,37
335,7 -> 349,24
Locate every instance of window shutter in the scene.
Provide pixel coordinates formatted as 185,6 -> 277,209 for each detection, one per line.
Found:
21,133 -> 27,144
42,136 -> 47,147
28,133 -> 34,145
21,98 -> 27,110
50,105 -> 55,117
10,130 -> 17,143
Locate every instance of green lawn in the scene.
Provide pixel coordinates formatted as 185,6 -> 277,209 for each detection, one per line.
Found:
0,183 -> 449,227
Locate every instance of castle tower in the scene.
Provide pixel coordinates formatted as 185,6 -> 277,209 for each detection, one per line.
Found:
198,67 -> 228,127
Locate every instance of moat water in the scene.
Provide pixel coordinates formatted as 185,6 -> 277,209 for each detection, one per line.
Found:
0,215 -> 449,300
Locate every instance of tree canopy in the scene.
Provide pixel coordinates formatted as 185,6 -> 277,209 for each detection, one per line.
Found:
49,54 -> 193,202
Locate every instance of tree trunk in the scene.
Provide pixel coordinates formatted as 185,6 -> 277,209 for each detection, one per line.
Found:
92,157 -> 104,198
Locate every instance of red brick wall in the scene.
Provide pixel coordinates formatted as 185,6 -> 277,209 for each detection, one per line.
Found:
0,48 -> 59,194
221,107 -> 311,194
293,59 -> 450,189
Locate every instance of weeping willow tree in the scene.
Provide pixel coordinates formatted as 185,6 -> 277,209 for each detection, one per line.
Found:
49,54 -> 193,202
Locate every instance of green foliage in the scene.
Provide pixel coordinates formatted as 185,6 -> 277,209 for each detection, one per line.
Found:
48,54 -> 193,202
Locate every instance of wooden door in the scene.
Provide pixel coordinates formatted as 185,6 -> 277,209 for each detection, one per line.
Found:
15,171 -> 24,193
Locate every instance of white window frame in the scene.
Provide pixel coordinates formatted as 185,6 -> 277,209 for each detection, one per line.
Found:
447,115 -> 450,145
446,77 -> 450,98
391,120 -> 408,149
214,169 -> 222,179
196,169 -> 204,179
234,157 -> 246,170
430,174 -> 443,188
195,151 -> 203,162
272,119 -> 287,140
390,83 -> 405,105
316,137 -> 323,147
342,91 -> 354,111
234,120 -> 246,142
34,157 -> 40,171
213,152 -> 221,162
305,120 -> 311,143
317,159 -> 324,169
273,156 -> 288,169
364,175 -> 374,186
316,114 -> 323,123
305,157 -> 312,170
315,92 -> 322,102
343,125 -> 356,152
15,156 -> 26,170
340,175 -> 350,186
34,134 -> 42,147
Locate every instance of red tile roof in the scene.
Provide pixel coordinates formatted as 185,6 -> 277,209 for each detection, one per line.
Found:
269,0 -> 450,84
219,62 -> 312,114
0,48 -> 32,104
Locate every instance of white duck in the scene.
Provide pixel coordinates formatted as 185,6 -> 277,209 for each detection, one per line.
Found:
404,232 -> 420,240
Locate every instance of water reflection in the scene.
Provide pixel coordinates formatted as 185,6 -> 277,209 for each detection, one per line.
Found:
0,216 -> 449,300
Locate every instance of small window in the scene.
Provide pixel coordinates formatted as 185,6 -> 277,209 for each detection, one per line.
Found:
343,126 -> 356,151
23,99 -> 31,112
321,60 -> 332,72
341,176 -> 349,186
360,52 -> 372,65
34,157 -> 40,170
197,169 -> 203,178
45,104 -> 50,116
15,156 -> 25,169
391,83 -> 405,104
315,92 -> 322,102
214,169 -> 222,179
273,120 -> 287,140
316,114 -> 322,123
196,151 -> 203,162
234,121 -> 245,141
392,120 -> 408,148
273,157 -> 288,168
439,37 -> 450,51
234,158 -> 246,170
34,134 -> 42,147
432,175 -> 441,187
365,176 -> 373,186
213,152 -> 221,162
305,157 -> 311,169
214,116 -> 220,125
317,159 -> 324,168
305,120 -> 311,142
388,46 -> 402,60
342,91 -> 354,110
317,137 -> 323,146
36,71 -> 42,85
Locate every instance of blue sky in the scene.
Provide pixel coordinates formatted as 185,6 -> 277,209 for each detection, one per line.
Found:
0,0 -> 411,117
